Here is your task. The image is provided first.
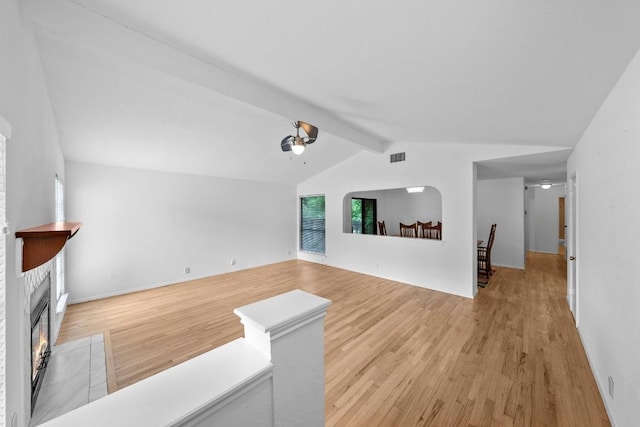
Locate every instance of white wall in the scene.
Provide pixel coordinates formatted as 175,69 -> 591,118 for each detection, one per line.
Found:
65,162 -> 296,302
1,1 -> 66,425
524,186 -> 535,251
526,185 -> 565,254
298,142 -> 568,298
477,177 -> 525,269
567,46 -> 640,427
383,187 -> 442,236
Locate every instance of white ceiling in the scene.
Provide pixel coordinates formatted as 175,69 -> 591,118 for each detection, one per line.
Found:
476,149 -> 572,185
24,0 -> 640,183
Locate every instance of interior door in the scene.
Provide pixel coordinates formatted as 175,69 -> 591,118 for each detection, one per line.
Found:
568,174 -> 578,323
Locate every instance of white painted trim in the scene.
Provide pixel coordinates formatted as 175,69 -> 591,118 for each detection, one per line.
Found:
0,129 -> 7,427
527,249 -> 559,255
577,327 -> 617,426
66,260 -> 295,304
234,289 -> 332,336
38,338 -> 274,427
0,114 -> 12,139
15,238 -> 24,278
492,263 -> 525,270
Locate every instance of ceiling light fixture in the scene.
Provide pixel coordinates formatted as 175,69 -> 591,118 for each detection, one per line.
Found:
281,121 -> 318,155
540,181 -> 552,190
406,186 -> 425,193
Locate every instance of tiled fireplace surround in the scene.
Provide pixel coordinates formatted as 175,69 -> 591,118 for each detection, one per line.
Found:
24,262 -> 107,426
24,262 -> 53,422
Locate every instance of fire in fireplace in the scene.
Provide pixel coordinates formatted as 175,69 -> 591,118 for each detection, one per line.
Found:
30,274 -> 51,412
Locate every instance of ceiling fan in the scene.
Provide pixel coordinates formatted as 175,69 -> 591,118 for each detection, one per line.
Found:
280,121 -> 318,155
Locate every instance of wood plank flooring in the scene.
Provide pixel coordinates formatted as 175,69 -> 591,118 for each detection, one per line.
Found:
58,252 -> 609,426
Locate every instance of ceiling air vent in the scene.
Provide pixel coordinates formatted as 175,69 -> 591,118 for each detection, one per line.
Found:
390,152 -> 406,163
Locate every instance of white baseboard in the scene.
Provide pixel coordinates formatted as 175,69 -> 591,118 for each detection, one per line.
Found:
67,258 -> 297,304
576,327 -> 617,427
68,272 -> 215,304
492,263 -> 525,270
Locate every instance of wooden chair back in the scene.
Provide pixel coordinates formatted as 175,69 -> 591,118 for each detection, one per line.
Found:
378,220 -> 387,236
478,224 -> 497,285
399,222 -> 418,238
417,220 -> 431,236
419,221 -> 442,240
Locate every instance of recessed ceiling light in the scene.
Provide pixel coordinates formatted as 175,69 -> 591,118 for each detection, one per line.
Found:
406,187 -> 425,193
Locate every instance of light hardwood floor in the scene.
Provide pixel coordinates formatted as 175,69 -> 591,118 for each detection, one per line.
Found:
58,252 -> 609,426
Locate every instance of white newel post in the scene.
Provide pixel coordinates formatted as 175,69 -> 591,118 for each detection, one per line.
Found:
234,289 -> 331,427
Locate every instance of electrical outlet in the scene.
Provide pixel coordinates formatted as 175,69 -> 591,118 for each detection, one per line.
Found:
184,267 -> 190,274
231,259 -> 236,266
288,250 -> 292,256
608,376 -> 614,398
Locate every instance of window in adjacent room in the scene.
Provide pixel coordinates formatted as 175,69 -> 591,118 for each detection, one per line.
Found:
300,195 -> 325,254
54,175 -> 65,300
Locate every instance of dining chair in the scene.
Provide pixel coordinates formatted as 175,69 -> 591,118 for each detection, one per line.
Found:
419,221 -> 442,239
478,224 -> 497,286
378,220 -> 387,236
399,222 -> 418,237
417,221 -> 431,237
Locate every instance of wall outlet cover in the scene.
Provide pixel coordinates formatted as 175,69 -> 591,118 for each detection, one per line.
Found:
608,376 -> 614,398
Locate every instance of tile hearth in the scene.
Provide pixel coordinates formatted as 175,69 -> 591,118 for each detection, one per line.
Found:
30,334 -> 107,426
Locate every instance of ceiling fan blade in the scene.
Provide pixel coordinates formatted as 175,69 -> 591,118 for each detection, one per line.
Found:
297,121 -> 318,144
280,135 -> 294,152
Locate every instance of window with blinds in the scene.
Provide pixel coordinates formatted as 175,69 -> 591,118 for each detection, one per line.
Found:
300,195 -> 325,254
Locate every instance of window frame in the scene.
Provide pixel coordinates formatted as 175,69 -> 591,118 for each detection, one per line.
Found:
351,197 -> 377,234
54,175 -> 65,300
300,195 -> 326,255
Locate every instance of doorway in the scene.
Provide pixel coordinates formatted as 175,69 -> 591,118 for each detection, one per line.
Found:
351,198 -> 377,234
568,173 -> 578,323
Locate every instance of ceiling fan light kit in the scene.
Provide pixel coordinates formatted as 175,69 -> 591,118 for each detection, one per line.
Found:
281,121 -> 318,155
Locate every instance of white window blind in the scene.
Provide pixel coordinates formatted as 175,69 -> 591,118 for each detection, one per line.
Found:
300,196 -> 325,254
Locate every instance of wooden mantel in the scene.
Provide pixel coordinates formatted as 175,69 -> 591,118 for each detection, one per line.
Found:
16,221 -> 82,272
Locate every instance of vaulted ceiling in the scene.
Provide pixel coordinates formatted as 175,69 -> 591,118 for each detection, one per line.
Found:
22,0 -> 640,183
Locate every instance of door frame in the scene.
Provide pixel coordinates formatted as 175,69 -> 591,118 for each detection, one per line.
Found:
0,115 -> 11,427
567,172 -> 578,325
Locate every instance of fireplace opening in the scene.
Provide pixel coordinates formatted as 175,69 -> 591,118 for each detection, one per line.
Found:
30,274 -> 51,413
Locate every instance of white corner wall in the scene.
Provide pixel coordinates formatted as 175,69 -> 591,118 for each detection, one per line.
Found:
567,46 -> 640,426
298,142 -> 569,298
477,177 -> 525,269
1,1 -> 66,425
65,162 -> 296,302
